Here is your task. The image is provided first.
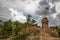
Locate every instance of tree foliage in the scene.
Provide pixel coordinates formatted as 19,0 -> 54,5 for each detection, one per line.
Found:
11,32 -> 30,40
0,15 -> 36,39
27,14 -> 31,22
57,28 -> 60,36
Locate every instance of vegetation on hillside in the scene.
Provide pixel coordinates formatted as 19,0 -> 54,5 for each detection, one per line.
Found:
57,28 -> 60,36
0,15 -> 60,40
0,15 -> 36,40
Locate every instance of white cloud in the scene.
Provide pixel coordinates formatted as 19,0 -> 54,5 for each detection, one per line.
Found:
55,2 -> 60,13
9,8 -> 27,23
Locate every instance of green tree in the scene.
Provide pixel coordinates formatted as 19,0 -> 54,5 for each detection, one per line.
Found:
0,20 -> 3,22
12,21 -> 27,35
11,32 -> 30,40
0,20 -> 3,35
3,20 -> 12,31
12,21 -> 20,35
27,14 -> 31,22
31,19 -> 36,24
57,28 -> 60,36
0,20 -> 12,38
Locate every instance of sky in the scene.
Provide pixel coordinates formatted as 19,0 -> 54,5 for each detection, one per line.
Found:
0,0 -> 60,26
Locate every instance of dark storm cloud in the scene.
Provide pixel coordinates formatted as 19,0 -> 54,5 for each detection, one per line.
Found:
57,14 -> 60,22
47,16 -> 59,26
39,0 -> 48,5
35,0 -> 60,26
50,6 -> 56,13
49,0 -> 60,2
0,17 -> 8,21
10,0 -> 15,2
0,7 -> 11,19
36,0 -> 57,16
21,0 -> 26,1
36,0 -> 50,16
57,14 -> 60,18
32,0 -> 36,1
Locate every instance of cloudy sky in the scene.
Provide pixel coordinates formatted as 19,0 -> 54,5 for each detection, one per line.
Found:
0,0 -> 60,26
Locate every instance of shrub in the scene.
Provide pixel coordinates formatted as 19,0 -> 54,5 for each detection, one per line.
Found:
11,32 -> 30,40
